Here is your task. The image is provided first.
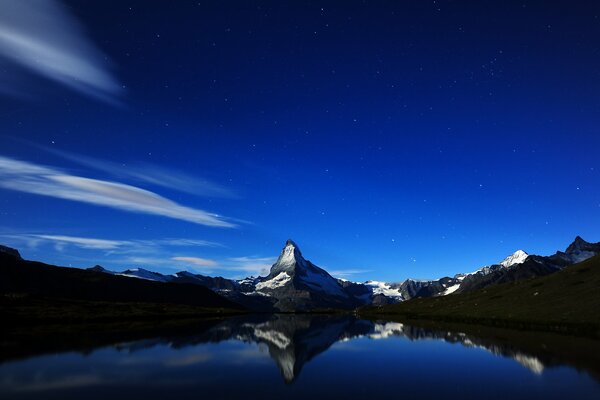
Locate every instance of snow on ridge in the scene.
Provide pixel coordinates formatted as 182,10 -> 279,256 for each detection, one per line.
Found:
117,268 -> 169,282
256,272 -> 291,290
499,250 -> 529,267
364,280 -> 403,299
461,250 -> 530,278
442,283 -> 460,296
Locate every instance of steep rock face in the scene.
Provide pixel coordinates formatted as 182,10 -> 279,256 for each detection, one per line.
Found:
252,240 -> 362,311
394,276 -> 462,300
552,236 -> 600,264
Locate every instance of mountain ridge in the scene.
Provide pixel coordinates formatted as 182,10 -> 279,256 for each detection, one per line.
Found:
1,236 -> 599,312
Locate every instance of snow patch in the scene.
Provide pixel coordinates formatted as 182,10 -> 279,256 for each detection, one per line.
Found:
118,268 -> 170,282
364,281 -> 404,299
256,272 -> 291,290
442,283 -> 460,296
500,250 -> 529,267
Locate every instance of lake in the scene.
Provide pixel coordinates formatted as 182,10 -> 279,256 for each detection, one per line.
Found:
1,314 -> 599,399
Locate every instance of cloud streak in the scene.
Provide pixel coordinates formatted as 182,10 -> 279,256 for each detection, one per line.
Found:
172,256 -> 218,267
42,147 -> 237,198
0,156 -> 236,227
2,232 -> 276,278
0,0 -> 122,102
32,235 -> 125,250
329,269 -> 373,279
2,233 -> 222,252
225,256 -> 276,276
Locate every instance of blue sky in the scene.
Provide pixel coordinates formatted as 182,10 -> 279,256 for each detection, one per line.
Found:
0,0 -> 599,282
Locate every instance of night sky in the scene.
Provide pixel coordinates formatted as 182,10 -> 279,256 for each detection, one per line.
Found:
1,0 -> 599,282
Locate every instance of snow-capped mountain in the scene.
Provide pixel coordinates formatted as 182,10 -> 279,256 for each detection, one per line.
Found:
499,250 -> 529,267
363,281 -> 404,300
455,238 -> 600,294
245,240 -> 366,311
358,241 -> 596,302
119,268 -> 172,282
85,236 -> 600,311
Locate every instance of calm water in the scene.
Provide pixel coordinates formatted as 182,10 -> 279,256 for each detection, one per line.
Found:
1,315 -> 599,399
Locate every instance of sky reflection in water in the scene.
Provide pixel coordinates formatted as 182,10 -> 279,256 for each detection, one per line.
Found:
0,315 -> 599,400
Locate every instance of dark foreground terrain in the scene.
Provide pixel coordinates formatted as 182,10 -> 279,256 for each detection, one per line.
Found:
0,249 -> 243,323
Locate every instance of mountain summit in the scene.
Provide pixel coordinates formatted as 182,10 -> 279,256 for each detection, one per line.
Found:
555,236 -> 600,264
565,236 -> 600,255
254,239 -> 357,311
499,250 -> 529,268
269,239 -> 306,276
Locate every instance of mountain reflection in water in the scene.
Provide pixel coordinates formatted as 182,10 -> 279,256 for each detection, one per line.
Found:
1,314 -> 600,399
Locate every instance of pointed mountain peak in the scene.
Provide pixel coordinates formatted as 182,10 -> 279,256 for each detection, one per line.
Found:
265,239 -> 309,277
499,250 -> 529,267
566,236 -> 591,253
277,239 -> 304,264
285,239 -> 299,249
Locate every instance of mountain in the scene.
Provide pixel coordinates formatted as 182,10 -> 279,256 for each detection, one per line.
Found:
2,236 -> 599,313
456,237 -> 600,294
86,240 -> 373,311
388,238 -> 600,300
367,253 -> 600,335
500,249 -> 529,267
246,240 -> 365,311
0,247 -> 243,315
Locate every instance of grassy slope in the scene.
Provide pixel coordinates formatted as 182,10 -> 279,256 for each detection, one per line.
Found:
364,254 -> 600,335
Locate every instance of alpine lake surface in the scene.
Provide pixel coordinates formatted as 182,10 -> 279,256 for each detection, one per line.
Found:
1,314 -> 599,399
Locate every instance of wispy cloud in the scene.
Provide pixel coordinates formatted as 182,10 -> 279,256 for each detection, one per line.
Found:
2,233 -> 221,253
0,0 -> 122,102
0,156 -> 236,227
172,256 -> 217,268
32,235 -> 125,250
147,238 -> 222,247
225,256 -> 276,276
167,255 -> 275,276
42,147 -> 237,198
329,269 -> 373,279
2,231 -> 276,277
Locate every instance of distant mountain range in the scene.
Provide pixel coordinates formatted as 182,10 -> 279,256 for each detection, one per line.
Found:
85,236 -> 600,310
0,245 -> 241,312
2,236 -> 598,312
